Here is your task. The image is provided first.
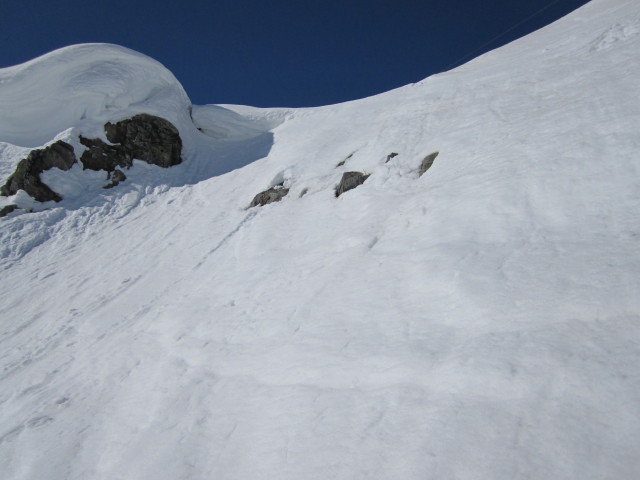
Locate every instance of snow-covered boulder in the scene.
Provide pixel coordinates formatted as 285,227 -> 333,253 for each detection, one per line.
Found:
1,114 -> 183,205
335,171 -> 370,197
80,114 -> 183,172
104,114 -> 182,168
0,141 -> 76,202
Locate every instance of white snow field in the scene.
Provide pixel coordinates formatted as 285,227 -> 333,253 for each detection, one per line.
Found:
1,0 -> 640,478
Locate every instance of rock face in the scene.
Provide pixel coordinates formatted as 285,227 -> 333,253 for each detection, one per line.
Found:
105,114 -> 183,168
385,152 -> 398,163
335,171 -> 370,197
79,136 -> 132,171
0,114 -> 183,208
249,186 -> 289,208
419,152 -> 439,176
0,141 -> 76,202
81,114 -> 183,172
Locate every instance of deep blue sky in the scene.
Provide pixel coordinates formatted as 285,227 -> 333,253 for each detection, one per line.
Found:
2,0 -> 590,107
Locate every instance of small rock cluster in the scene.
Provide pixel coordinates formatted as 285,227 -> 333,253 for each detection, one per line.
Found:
1,120 -> 439,217
0,114 -> 183,215
248,150 -> 438,208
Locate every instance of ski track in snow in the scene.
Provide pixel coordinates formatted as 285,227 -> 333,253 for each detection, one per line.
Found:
1,1 -> 640,479
194,209 -> 260,270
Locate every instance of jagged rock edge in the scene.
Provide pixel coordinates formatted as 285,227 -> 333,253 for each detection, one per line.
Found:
0,114 -> 183,208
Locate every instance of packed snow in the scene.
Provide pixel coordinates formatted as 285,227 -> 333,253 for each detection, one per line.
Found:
1,0 -> 640,479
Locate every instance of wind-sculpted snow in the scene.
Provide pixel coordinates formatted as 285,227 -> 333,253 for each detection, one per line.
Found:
0,45 -> 291,213
0,44 -> 192,148
1,1 -> 640,479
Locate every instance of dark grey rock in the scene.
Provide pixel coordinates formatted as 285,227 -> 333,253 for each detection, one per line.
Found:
335,171 -> 370,197
79,136 -> 131,172
0,204 -> 18,218
249,186 -> 289,208
80,114 -> 182,171
0,114 -> 182,206
81,114 -> 182,172
103,169 -> 127,189
0,141 -> 76,202
385,152 -> 398,163
105,114 -> 182,168
419,152 -> 439,176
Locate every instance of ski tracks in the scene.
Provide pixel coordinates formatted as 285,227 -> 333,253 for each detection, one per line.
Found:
194,209 -> 259,270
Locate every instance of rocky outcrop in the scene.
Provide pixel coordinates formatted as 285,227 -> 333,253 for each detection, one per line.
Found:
249,186 -> 289,207
80,114 -> 183,172
105,114 -> 182,168
335,171 -> 370,197
0,204 -> 18,217
79,136 -> 132,171
419,152 -> 438,176
0,114 -> 183,208
0,141 -> 76,202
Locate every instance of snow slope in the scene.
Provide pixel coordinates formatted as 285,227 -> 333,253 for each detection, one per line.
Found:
1,0 -> 640,479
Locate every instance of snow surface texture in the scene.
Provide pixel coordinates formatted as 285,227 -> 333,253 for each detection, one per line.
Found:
1,0 -> 640,478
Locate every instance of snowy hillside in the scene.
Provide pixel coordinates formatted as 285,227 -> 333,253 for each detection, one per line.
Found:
1,0 -> 640,479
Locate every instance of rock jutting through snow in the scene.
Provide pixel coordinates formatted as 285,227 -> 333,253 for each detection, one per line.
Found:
80,114 -> 183,172
419,151 -> 439,176
249,185 -> 290,207
335,171 -> 370,197
1,114 -> 183,205
0,140 -> 76,202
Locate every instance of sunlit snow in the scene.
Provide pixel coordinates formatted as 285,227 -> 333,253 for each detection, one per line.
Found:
1,0 -> 640,479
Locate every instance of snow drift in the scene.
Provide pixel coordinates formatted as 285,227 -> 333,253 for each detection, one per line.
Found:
0,44 -> 191,148
1,0 -> 640,479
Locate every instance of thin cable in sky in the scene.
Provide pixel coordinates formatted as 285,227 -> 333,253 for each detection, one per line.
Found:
444,0 -> 564,70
